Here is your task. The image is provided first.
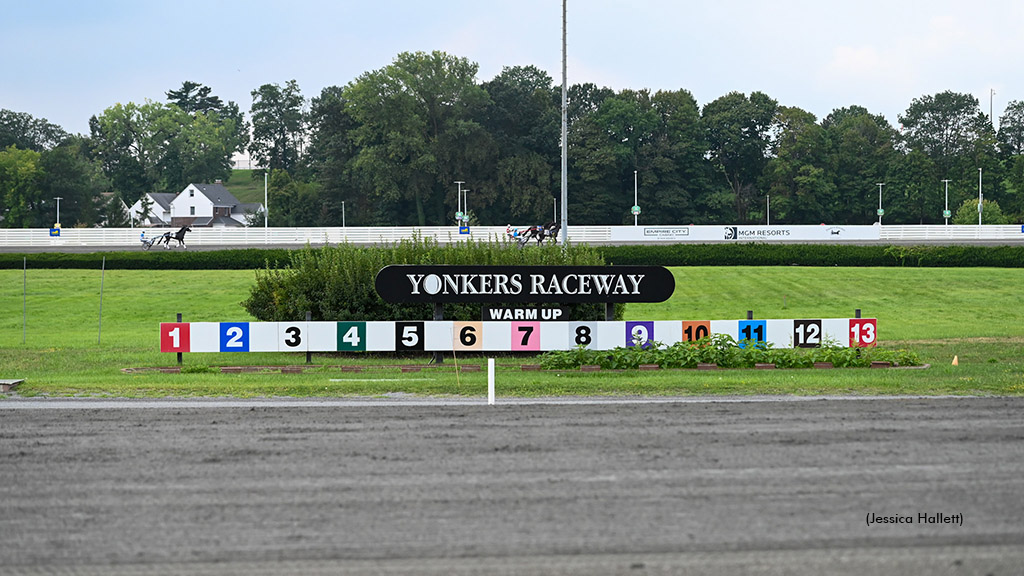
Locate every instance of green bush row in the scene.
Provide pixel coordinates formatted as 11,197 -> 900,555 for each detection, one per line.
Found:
0,248 -> 294,270
4,242 -> 1023,270
538,335 -> 922,370
597,243 -> 1024,267
241,236 -> 624,322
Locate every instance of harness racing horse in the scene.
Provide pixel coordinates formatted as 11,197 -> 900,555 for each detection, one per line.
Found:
163,226 -> 192,249
513,221 -> 560,247
538,221 -> 560,244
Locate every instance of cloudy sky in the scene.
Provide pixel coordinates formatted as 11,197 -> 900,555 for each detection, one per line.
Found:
3,0 -> 1020,136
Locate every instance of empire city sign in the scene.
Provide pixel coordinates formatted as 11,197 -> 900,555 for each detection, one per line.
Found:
374,265 -> 675,304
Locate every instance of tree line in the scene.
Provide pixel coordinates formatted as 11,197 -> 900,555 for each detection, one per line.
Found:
2,50 -> 1023,229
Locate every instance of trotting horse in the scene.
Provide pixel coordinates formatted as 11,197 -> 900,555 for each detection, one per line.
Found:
163,225 -> 192,249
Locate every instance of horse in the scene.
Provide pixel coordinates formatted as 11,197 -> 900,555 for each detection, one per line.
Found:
516,225 -> 542,246
163,226 -> 192,249
539,221 -> 560,244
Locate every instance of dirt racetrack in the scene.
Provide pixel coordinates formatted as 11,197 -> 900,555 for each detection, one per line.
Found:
1,396 -> 1022,575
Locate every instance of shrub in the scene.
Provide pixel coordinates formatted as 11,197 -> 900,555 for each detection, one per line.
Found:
536,336 -> 921,370
4,243 -> 1023,270
241,236 -> 624,322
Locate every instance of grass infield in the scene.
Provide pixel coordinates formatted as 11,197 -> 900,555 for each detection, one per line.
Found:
1,266 -> 1022,398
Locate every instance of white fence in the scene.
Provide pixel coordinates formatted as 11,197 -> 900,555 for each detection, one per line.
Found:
1,224 -> 1022,248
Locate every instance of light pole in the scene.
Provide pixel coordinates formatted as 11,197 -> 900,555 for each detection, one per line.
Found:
53,196 -> 63,227
633,170 -> 638,226
454,181 -> 464,224
263,171 -> 268,229
559,0 -> 568,245
990,89 -> 996,127
342,201 -> 346,228
876,183 -> 885,224
978,168 -> 983,226
766,195 -> 770,226
941,179 -> 951,225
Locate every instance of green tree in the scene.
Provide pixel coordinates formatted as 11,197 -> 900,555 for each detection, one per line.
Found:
265,169 -> 323,226
702,91 -> 778,222
166,81 -> 249,169
1004,155 -> 1024,220
248,80 -> 306,173
952,198 -> 1008,225
167,81 -> 226,114
304,85 -> 359,226
571,90 -> 659,224
88,101 -> 165,202
90,99 -> 239,202
38,137 -> 108,227
641,89 -> 714,224
478,65 -> 560,223
157,109 -> 237,190
345,51 -> 491,226
0,109 -> 69,151
821,107 -> 899,224
763,106 -> 835,223
898,91 -> 1003,210
886,149 -> 939,224
996,100 -> 1024,158
0,145 -> 43,227
899,91 -> 994,170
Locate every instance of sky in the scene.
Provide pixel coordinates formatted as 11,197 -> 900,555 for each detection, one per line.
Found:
3,0 -> 1022,140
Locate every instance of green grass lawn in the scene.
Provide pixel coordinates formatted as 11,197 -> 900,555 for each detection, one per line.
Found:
2,267 -> 1023,397
224,169 -> 265,204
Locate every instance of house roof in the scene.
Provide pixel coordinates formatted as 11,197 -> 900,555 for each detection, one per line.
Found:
148,193 -> 176,210
235,202 -> 263,215
190,183 -> 242,207
212,215 -> 244,227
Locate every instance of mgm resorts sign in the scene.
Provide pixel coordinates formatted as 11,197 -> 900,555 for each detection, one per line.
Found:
374,265 -> 675,304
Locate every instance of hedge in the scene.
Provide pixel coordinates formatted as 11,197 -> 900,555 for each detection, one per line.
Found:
3,243 -> 1023,270
596,243 -> 1024,267
240,237 -> 624,322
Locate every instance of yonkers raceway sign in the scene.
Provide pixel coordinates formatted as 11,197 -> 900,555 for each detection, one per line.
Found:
612,225 -> 880,242
374,265 -> 675,304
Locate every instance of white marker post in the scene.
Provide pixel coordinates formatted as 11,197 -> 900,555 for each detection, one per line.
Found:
488,358 -> 495,405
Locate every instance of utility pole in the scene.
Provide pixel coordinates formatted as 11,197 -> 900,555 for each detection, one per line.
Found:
978,168 -> 983,226
559,0 -> 568,245
876,183 -> 885,224
941,179 -> 951,225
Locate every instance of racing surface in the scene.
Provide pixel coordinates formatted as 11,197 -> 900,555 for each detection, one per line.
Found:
1,396 -> 1022,575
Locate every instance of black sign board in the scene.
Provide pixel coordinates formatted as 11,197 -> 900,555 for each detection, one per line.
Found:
374,265 -> 675,304
482,305 -> 568,321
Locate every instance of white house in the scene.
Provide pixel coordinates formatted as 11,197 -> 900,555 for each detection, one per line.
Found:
128,182 -> 262,228
128,192 -> 176,226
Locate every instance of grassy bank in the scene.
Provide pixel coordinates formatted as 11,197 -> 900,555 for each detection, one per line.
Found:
2,267 -> 1023,397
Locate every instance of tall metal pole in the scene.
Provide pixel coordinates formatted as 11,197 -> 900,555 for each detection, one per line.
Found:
263,171 -> 268,229
559,0 -> 568,245
633,170 -> 638,226
941,179 -> 950,225
990,89 -> 996,126
342,201 -> 346,228
876,183 -> 884,224
978,168 -> 983,226
767,195 -> 770,226
455,181 -> 464,222
53,196 -> 62,226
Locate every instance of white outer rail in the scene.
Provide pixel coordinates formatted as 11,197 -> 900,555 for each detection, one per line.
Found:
0,224 -> 1021,248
